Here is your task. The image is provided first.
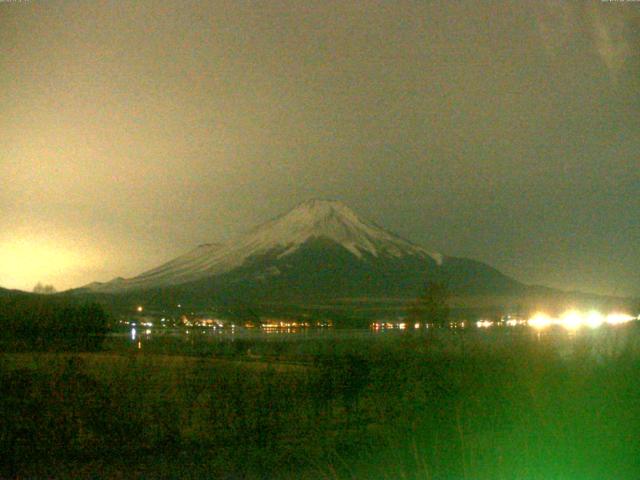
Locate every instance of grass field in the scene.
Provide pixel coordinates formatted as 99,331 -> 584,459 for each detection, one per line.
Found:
2,325 -> 640,479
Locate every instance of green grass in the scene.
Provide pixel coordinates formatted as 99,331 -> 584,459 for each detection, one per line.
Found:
1,326 -> 640,479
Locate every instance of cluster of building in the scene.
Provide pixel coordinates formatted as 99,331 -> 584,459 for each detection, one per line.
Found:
119,306 -> 334,331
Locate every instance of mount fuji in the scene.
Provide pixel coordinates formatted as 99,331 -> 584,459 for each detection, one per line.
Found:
83,200 -> 524,304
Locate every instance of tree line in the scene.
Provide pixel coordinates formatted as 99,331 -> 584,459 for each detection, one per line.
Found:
0,293 -> 109,351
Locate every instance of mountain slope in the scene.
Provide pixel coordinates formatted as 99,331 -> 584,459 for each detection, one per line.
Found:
87,200 -> 445,293
82,199 -> 524,304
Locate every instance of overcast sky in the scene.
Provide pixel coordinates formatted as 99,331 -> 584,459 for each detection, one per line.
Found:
1,0 -> 639,296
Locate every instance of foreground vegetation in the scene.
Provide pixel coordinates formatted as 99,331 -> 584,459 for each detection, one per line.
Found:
0,293 -> 109,351
1,325 -> 640,479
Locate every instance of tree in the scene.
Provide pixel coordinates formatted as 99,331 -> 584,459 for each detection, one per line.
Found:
33,283 -> 57,294
0,295 -> 109,351
407,281 -> 450,327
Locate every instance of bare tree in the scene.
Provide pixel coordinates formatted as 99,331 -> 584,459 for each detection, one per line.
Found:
33,282 -> 57,294
407,280 -> 450,327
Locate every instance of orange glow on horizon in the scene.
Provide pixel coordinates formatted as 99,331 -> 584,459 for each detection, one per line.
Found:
0,236 -> 100,291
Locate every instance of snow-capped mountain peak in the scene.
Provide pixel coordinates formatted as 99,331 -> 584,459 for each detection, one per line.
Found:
249,199 -> 440,261
86,199 -> 442,292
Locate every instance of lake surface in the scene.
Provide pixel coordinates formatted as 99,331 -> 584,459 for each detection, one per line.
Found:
111,321 -> 640,360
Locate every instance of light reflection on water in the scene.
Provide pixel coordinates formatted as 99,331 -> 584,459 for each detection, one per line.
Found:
115,321 -> 640,357
110,322 -> 640,362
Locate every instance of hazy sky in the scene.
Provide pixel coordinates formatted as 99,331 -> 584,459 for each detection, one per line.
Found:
1,1 -> 639,296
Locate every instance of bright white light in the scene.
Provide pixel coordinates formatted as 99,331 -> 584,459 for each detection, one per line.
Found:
525,310 -> 636,331
528,313 -> 553,330
476,320 -> 493,328
585,311 -> 604,329
131,328 -> 136,340
136,306 -> 143,312
606,313 -> 635,325
560,310 -> 582,331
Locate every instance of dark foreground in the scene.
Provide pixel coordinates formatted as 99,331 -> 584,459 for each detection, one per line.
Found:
2,327 -> 640,479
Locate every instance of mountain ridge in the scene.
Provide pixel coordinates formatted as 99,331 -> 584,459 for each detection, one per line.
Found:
67,200 -> 639,316
86,199 -> 446,293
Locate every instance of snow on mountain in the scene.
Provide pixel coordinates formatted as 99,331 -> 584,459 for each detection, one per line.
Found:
87,200 -> 442,292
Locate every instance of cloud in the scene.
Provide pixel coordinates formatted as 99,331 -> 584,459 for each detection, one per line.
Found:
534,1 -> 639,82
587,2 -> 635,82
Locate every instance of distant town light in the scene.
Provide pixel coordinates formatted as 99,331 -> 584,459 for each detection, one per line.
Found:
136,305 -> 143,312
585,311 -> 604,329
606,313 -> 635,325
526,310 -> 635,331
528,313 -> 552,330
560,310 -> 582,331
